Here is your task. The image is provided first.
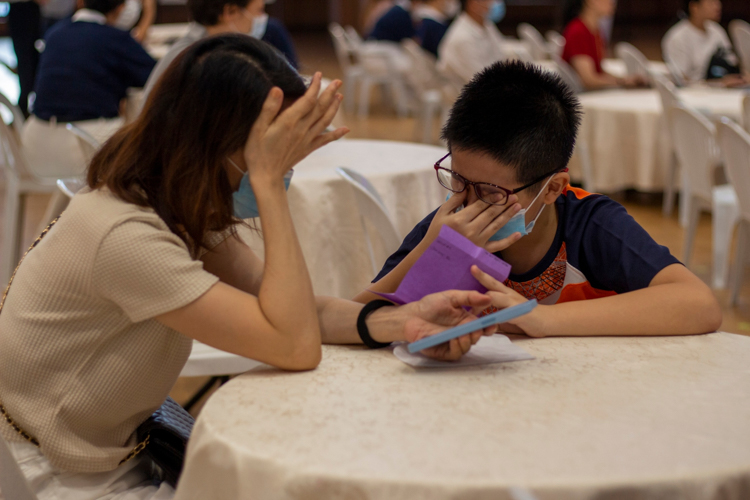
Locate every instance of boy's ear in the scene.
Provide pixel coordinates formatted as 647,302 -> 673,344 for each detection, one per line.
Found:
543,172 -> 570,205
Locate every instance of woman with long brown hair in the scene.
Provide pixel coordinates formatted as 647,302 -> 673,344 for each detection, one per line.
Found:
0,35 -> 493,498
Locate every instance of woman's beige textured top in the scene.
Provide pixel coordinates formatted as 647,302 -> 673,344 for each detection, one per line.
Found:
0,188 -> 226,473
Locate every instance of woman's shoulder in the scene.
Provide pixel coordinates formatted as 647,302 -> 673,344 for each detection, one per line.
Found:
563,18 -> 589,39
66,187 -> 168,237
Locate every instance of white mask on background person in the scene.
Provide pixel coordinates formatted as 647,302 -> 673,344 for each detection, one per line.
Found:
443,0 -> 460,18
243,10 -> 268,39
114,0 -> 142,30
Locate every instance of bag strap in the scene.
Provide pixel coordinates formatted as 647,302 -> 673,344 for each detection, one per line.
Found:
0,215 -> 149,464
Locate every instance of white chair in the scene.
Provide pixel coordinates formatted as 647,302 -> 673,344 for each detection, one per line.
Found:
0,435 -> 38,500
328,22 -> 364,114
65,123 -> 100,163
717,118 -> 750,305
400,39 -> 448,144
742,93 -> 750,132
517,23 -> 550,61
0,105 -> 60,287
336,167 -> 401,276
728,19 -> 750,74
614,42 -> 651,80
653,76 -> 683,220
663,55 -> 687,87
671,104 -> 739,289
545,30 -> 566,58
551,54 -> 584,94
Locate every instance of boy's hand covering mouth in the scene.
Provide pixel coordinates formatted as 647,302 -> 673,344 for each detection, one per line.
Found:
424,191 -> 523,253
470,265 -> 548,338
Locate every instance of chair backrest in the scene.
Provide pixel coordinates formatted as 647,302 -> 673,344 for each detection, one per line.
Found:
335,167 -> 401,276
729,19 -> 750,74
663,55 -> 686,87
614,42 -> 650,79
717,118 -> 750,222
401,38 -> 444,93
671,104 -> 719,203
742,93 -> 750,132
517,23 -> 549,61
545,30 -> 566,57
0,436 -> 39,500
653,75 -> 681,140
0,112 -> 30,182
65,123 -> 100,163
0,91 -> 25,136
328,22 -> 355,73
56,177 -> 87,198
552,54 -> 584,93
344,25 -> 364,47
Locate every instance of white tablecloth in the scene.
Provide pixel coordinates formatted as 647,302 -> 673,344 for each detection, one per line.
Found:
242,139 -> 447,299
570,87 -> 746,192
174,332 -> 750,500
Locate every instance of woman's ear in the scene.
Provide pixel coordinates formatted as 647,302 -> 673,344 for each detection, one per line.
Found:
543,172 -> 570,204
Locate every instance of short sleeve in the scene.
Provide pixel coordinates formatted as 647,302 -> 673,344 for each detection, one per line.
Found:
577,199 -> 681,293
93,220 -> 219,322
373,209 -> 436,282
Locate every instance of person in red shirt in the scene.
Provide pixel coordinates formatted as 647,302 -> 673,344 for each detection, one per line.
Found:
561,0 -> 644,90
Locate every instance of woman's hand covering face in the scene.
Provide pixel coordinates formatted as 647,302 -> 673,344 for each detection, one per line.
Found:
243,72 -> 349,185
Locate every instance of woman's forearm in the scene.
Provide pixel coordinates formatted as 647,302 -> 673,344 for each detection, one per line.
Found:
317,296 -> 404,344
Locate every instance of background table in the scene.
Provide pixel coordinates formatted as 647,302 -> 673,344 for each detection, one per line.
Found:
569,87 -> 745,193
174,332 -> 750,500
242,139 -> 447,299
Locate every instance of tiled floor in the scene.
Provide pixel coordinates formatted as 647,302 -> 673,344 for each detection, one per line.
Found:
1,32 -> 748,413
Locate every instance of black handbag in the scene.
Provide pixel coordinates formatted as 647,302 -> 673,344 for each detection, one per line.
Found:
705,47 -> 741,80
136,397 -> 195,488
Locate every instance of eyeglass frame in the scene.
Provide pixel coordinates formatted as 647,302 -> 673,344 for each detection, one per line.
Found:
433,152 -> 569,206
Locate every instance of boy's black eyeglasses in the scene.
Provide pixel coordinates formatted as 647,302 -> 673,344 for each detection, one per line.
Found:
433,153 -> 568,206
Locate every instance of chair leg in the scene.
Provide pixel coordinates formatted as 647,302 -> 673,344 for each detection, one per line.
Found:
711,197 -> 740,289
358,77 -> 373,118
2,182 -> 22,287
662,153 -> 678,217
682,196 -> 700,268
678,173 -> 691,228
343,73 -> 358,114
578,140 -> 596,193
730,221 -> 748,307
183,376 -> 230,412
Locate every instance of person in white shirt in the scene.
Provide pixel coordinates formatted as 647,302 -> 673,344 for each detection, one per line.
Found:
662,0 -> 745,86
437,0 -> 508,83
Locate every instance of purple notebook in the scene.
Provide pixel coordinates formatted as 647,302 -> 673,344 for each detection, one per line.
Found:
373,226 -> 512,305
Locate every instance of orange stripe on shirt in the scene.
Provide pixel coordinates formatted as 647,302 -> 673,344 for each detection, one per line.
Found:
557,281 -> 617,303
563,186 -> 595,199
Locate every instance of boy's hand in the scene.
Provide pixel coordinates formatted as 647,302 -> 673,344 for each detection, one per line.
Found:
399,290 -> 496,361
470,265 -> 549,337
422,191 -> 523,254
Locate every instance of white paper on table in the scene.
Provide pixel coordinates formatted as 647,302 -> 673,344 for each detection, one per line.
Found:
393,335 -> 534,368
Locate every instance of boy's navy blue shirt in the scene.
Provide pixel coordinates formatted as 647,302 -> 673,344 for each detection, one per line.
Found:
33,19 -> 155,122
416,17 -> 448,57
368,5 -> 416,42
375,188 -> 681,304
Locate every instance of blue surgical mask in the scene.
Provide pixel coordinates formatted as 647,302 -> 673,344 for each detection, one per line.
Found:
248,12 -> 268,39
487,0 -> 506,23
229,158 -> 293,219
448,174 -> 553,242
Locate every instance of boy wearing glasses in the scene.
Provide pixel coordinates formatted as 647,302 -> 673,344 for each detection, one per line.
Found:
355,61 -> 722,337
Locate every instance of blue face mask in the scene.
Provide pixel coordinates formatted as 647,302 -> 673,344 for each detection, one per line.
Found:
487,0 -> 506,23
229,158 -> 293,219
449,174 -> 553,242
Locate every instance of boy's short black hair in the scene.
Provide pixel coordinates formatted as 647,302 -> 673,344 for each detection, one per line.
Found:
188,0 -> 252,26
83,0 -> 125,15
441,61 -> 581,190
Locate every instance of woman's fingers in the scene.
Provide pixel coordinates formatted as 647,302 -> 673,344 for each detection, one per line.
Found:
307,125 -> 349,153
305,92 -> 344,140
279,72 -> 322,125
303,79 -> 343,129
250,87 -> 284,141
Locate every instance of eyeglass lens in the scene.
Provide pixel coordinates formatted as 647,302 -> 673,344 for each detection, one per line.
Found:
437,169 -> 508,205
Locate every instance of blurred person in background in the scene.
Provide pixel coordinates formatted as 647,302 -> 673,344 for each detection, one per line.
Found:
21,0 -> 155,177
113,0 -> 156,42
413,0 -> 459,57
662,0 -> 746,86
561,0 -> 645,89
143,0 -> 297,101
7,0 -> 41,116
437,0 -> 507,83
367,0 -> 416,42
362,0 -> 393,36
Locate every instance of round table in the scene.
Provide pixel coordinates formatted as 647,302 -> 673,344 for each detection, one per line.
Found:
241,139 -> 447,299
174,332 -> 750,500
570,87 -> 746,193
